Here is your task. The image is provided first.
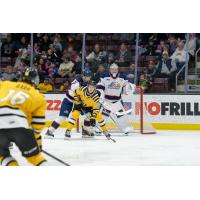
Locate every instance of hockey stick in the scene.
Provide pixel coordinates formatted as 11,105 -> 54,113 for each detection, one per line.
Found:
115,108 -> 133,116
94,121 -> 116,143
42,149 -> 70,166
100,102 -> 132,117
80,108 -> 116,143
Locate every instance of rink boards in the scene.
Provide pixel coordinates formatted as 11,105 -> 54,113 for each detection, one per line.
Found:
44,93 -> 200,130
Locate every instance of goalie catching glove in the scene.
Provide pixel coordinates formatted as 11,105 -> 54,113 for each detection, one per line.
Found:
124,83 -> 136,95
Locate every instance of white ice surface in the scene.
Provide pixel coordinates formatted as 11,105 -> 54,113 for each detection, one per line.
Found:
11,129 -> 200,166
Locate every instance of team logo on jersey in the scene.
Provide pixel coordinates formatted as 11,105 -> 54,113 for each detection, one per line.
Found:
108,82 -> 121,89
64,110 -> 69,114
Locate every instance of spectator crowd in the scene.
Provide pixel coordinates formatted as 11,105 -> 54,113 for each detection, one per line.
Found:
0,33 -> 198,93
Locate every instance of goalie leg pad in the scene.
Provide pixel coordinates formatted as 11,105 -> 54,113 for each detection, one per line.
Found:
115,113 -> 133,133
110,101 -> 133,133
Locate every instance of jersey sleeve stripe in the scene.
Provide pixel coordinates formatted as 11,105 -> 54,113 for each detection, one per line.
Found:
91,94 -> 99,98
32,116 -> 45,119
31,122 -> 46,125
0,113 -> 26,118
0,107 -> 26,117
32,118 -> 45,123
36,135 -> 42,140
34,129 -> 41,133
93,97 -> 99,103
0,105 -> 20,110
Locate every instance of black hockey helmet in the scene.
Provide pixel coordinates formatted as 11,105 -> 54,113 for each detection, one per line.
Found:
20,67 -> 39,86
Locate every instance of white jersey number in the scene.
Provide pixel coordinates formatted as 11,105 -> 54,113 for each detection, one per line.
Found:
0,90 -> 30,105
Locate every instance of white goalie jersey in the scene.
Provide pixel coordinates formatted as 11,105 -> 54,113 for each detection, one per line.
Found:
96,74 -> 135,102
96,73 -> 136,134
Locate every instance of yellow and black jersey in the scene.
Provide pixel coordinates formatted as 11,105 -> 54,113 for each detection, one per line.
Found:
0,81 -> 46,134
74,86 -> 100,117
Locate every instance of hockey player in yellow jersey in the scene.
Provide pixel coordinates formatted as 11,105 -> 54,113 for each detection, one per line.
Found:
63,80 -> 111,139
0,67 -> 47,166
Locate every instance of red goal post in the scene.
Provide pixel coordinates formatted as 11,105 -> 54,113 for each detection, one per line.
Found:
136,86 -> 156,134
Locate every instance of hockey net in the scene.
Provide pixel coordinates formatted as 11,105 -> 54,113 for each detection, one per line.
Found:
101,86 -> 156,134
76,86 -> 156,134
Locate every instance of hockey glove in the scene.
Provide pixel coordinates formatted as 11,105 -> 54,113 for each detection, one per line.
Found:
73,103 -> 82,111
45,129 -> 54,138
90,118 -> 96,127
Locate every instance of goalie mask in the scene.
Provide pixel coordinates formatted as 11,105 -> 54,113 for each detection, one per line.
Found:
109,63 -> 119,78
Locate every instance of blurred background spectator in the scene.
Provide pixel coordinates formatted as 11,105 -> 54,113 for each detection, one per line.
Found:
0,33 -> 194,93
170,41 -> 187,70
125,64 -> 141,84
156,51 -> 177,90
1,65 -> 16,81
86,43 -> 107,72
59,80 -> 71,92
186,33 -> 196,68
142,36 -> 157,56
93,64 -> 107,82
139,73 -> 152,92
1,34 -> 14,57
168,35 -> 177,55
146,60 -> 157,80
115,42 -> 131,67
37,78 -> 53,93
58,55 -> 74,78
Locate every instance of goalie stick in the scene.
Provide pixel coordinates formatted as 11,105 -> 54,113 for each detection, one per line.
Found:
100,101 -> 132,117
115,108 -> 133,116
